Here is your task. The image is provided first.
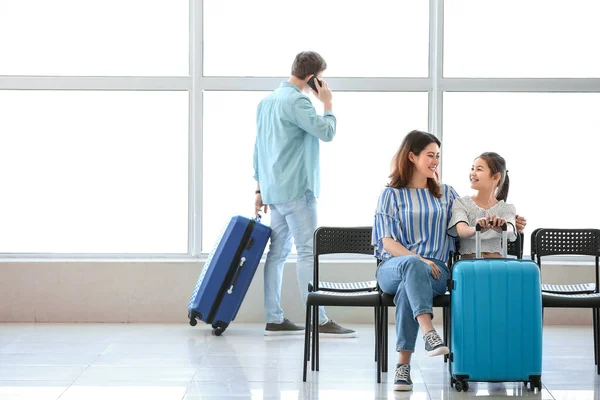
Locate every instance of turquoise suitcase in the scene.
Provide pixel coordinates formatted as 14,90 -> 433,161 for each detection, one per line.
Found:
449,226 -> 543,392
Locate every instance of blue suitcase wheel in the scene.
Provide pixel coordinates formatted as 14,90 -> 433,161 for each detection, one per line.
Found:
188,311 -> 200,327
212,321 -> 227,336
530,376 -> 542,391
454,380 -> 468,392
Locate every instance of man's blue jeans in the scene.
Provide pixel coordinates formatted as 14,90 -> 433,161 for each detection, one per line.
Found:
376,255 -> 449,352
263,190 -> 327,324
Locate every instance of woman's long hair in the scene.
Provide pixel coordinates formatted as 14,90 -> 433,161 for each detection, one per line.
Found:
388,130 -> 442,198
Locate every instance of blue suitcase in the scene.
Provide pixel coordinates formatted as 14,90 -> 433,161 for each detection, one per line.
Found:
449,225 -> 543,392
188,215 -> 271,335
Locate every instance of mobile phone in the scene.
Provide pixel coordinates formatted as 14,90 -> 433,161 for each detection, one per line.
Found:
307,75 -> 322,93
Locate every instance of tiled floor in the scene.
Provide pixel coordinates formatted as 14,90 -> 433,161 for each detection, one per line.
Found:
0,323 -> 598,399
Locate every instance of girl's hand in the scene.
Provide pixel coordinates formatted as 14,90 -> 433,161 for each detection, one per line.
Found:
489,215 -> 507,231
476,217 -> 490,231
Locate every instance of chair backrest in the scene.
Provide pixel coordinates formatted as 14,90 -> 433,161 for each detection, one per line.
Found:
507,232 -> 524,259
530,228 -> 543,260
312,226 -> 374,291
533,228 -> 600,292
313,226 -> 373,256
534,228 -> 600,258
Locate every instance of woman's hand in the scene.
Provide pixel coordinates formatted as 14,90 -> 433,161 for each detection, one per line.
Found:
516,215 -> 527,233
420,257 -> 441,280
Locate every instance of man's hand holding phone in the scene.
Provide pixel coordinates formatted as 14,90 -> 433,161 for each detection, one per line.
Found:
308,75 -> 332,110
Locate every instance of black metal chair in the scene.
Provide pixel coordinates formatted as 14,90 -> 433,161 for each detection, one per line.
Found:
307,266 -> 379,365
306,248 -> 379,367
532,228 -> 596,295
302,227 -> 382,383
532,228 -> 600,373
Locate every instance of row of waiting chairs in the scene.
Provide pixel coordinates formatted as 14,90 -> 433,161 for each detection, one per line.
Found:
302,227 -> 600,382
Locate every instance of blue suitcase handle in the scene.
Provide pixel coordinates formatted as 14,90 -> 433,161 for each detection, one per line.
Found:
475,223 -> 508,258
227,256 -> 247,294
227,214 -> 263,294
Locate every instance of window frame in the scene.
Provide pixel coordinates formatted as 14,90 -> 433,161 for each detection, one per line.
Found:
0,0 -> 599,260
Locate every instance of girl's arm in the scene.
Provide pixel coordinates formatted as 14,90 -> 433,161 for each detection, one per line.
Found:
454,221 -> 476,239
448,197 -> 473,238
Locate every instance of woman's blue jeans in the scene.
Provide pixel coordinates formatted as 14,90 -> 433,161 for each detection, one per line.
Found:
376,255 -> 449,352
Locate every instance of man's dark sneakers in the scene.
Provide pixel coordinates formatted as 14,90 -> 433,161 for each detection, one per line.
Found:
264,318 -> 304,336
318,320 -> 357,338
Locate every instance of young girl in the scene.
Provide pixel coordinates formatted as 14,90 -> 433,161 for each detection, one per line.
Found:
447,152 -> 517,258
373,135 -> 526,392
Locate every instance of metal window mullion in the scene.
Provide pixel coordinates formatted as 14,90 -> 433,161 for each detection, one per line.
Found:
0,76 -> 189,91
430,0 -> 445,175
198,76 -> 431,92
439,78 -> 600,92
189,0 -> 203,257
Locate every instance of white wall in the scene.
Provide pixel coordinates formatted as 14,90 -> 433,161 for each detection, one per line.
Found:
0,260 -> 594,326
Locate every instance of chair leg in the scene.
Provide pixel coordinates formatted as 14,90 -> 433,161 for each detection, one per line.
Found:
594,309 -> 598,366
441,305 -> 445,341
592,308 -> 600,375
303,304 -> 311,382
447,302 -> 452,377
382,306 -> 388,373
311,305 -> 317,372
595,308 -> 600,374
375,307 -> 382,383
374,307 -> 378,362
443,306 -> 448,363
315,305 -> 320,372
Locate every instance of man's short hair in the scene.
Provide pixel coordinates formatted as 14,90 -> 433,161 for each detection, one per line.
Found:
291,51 -> 327,79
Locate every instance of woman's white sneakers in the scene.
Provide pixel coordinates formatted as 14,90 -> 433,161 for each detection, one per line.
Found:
424,330 -> 450,357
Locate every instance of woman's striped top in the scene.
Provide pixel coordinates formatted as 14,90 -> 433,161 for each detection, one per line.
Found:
372,184 -> 459,262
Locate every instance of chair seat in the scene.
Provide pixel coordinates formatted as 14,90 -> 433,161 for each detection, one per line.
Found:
307,290 -> 380,307
433,293 -> 450,307
542,292 -> 600,308
542,283 -> 596,294
380,292 -> 450,307
381,292 -> 394,306
308,280 -> 378,292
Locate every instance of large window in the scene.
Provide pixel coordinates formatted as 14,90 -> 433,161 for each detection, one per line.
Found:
443,93 -> 600,254
203,0 -> 429,77
0,0 -> 189,76
0,91 -> 189,253
444,0 -> 600,78
2,0 -> 599,257
202,91 -> 428,250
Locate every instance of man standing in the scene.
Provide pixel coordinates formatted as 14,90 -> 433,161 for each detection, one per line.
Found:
253,51 -> 355,337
